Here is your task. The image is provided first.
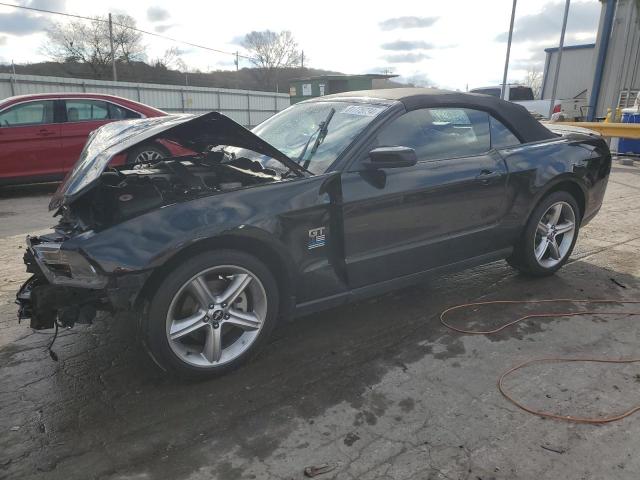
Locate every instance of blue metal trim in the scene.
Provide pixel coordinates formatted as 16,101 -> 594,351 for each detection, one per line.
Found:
544,43 -> 596,53
588,1 -> 616,121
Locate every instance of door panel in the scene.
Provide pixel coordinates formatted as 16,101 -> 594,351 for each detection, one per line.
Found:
340,106 -> 514,288
0,100 -> 62,180
342,152 -> 508,287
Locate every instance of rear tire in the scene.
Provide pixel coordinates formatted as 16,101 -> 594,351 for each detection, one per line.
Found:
143,250 -> 279,379
127,142 -> 169,165
507,191 -> 580,277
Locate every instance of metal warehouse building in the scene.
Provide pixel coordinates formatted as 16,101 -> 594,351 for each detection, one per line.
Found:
541,44 -> 595,101
589,0 -> 640,118
537,0 -> 638,119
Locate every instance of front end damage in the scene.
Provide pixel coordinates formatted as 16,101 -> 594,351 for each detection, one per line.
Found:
17,111 -> 300,333
17,234 -> 149,330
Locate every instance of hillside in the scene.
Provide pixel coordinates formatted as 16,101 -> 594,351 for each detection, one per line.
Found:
0,61 -> 345,93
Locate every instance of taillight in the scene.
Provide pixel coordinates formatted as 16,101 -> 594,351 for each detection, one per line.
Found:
553,104 -> 561,113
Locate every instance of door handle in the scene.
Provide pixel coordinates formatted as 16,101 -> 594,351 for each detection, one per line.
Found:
476,169 -> 501,184
37,129 -> 55,137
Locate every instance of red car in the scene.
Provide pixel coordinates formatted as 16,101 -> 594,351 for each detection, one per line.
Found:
0,93 -> 171,185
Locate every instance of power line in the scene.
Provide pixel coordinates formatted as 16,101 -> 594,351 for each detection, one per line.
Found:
0,1 -> 253,60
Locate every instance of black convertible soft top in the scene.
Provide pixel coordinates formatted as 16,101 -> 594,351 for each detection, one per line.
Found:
321,88 -> 556,144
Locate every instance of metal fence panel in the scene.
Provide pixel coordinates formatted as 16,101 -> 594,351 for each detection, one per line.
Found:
251,110 -> 276,125
0,73 -> 290,127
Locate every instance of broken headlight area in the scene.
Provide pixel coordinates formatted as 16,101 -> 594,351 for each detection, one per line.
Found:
17,235 -> 149,331
26,235 -> 107,289
16,271 -> 149,331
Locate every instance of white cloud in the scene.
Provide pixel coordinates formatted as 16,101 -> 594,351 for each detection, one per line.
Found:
0,0 -> 601,91
147,6 -> 170,22
381,40 -> 433,51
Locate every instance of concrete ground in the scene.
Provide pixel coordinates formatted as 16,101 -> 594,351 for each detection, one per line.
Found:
1,164 -> 639,480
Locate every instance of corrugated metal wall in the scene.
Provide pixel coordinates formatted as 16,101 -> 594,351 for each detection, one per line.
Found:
0,73 -> 290,127
591,0 -> 640,116
541,46 -> 595,100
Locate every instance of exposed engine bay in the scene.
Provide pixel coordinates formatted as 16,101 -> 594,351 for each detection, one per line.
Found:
56,151 -> 280,234
17,111 -> 302,336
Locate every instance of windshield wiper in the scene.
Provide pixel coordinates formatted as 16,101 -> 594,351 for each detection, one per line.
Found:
296,108 -> 335,170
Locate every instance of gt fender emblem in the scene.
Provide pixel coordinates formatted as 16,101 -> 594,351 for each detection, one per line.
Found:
308,227 -> 326,249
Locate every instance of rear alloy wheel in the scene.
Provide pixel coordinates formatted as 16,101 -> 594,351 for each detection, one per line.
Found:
144,251 -> 279,378
507,191 -> 580,276
127,143 -> 168,165
533,201 -> 576,269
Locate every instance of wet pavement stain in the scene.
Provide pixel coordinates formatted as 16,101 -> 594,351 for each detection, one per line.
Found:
343,432 -> 360,446
398,397 -> 415,413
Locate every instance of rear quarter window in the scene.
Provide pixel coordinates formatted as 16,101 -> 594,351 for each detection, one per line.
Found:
490,116 -> 521,149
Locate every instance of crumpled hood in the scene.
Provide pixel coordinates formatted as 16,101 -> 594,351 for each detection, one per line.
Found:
50,111 -> 302,210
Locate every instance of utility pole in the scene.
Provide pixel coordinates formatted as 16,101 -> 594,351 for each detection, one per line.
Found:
548,0 -> 570,118
301,50 -> 304,69
235,51 -> 239,71
501,0 -> 517,100
108,13 -> 117,81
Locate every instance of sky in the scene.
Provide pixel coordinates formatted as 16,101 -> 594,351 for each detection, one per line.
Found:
0,0 -> 602,91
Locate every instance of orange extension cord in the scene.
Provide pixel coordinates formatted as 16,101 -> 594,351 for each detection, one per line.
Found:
439,299 -> 640,424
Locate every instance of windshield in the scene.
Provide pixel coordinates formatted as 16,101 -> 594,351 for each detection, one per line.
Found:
245,101 -> 389,175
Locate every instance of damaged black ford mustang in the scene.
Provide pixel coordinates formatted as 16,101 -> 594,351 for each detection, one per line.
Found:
16,88 -> 611,378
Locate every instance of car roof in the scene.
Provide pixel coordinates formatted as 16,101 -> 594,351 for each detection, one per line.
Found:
319,87 -> 555,144
0,93 -> 166,114
323,87 -> 455,101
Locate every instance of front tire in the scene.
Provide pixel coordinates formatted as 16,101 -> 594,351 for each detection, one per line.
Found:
507,191 -> 580,277
143,250 -> 279,379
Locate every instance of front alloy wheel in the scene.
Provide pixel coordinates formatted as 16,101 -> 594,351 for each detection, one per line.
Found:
144,250 -> 279,378
166,266 -> 267,367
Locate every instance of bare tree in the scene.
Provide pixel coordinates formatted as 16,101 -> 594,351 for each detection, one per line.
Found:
110,14 -> 144,63
522,66 -> 543,99
242,30 -> 301,89
44,14 -> 144,78
153,46 -> 188,71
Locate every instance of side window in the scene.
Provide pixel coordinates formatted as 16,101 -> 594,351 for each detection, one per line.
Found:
107,102 -> 141,120
65,100 -> 109,122
0,101 -> 54,127
376,108 -> 490,161
490,116 -> 521,149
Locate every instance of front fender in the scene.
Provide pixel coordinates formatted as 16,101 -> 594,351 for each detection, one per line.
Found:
64,175 -> 331,275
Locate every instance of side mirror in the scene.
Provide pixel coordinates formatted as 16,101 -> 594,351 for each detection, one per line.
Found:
362,146 -> 417,169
